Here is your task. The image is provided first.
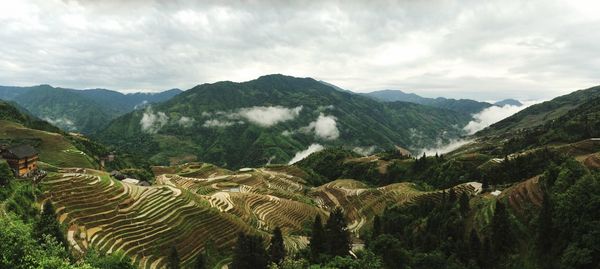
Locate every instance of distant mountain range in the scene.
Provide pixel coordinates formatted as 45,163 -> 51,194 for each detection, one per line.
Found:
0,85 -> 181,133
96,74 -> 476,168
364,89 -> 524,115
494,98 -> 522,107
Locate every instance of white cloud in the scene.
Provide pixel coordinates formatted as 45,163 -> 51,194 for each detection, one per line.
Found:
463,101 -> 540,134
140,107 -> 169,134
288,144 -> 325,164
201,106 -> 302,128
418,139 -> 473,156
43,117 -> 76,131
236,106 -> 302,127
301,113 -> 340,140
177,116 -> 194,127
353,146 -> 376,156
202,119 -> 237,128
0,1 -> 598,100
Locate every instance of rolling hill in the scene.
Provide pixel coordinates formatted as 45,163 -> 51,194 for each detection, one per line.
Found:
40,163 -> 481,268
479,85 -> 600,136
365,89 -> 493,114
96,74 -> 474,169
0,101 -> 97,168
0,85 -> 181,134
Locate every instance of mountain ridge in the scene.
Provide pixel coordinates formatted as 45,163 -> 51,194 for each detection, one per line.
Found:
364,89 -> 493,114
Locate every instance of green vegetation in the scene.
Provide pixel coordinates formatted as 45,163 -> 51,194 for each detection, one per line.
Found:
0,85 -> 181,134
269,227 -> 286,265
365,89 -> 493,114
231,233 -> 269,269
97,74 -> 473,169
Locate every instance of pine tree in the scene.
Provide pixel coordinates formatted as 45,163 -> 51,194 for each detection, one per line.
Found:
231,233 -> 268,269
482,177 -> 489,192
480,237 -> 492,268
372,215 -> 382,239
34,200 -> 68,250
167,246 -> 180,269
491,201 -> 513,255
536,192 -> 554,269
193,252 -> 206,269
459,192 -> 470,217
0,160 -> 13,186
469,229 -> 481,261
448,188 -> 457,203
309,215 -> 326,261
268,227 -> 285,265
325,207 -> 351,257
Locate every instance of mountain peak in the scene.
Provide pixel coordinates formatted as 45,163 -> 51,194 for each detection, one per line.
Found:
494,99 -> 523,107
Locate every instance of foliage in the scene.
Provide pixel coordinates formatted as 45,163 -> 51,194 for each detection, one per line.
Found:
97,74 -> 472,169
324,208 -> 351,257
269,227 -> 286,265
34,201 -> 68,251
0,159 -> 14,186
167,246 -> 180,269
231,233 -> 269,269
309,215 -> 326,262
0,85 -> 181,134
85,249 -> 135,269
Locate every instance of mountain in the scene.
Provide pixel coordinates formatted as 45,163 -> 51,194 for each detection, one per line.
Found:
479,85 -> 600,136
0,100 -> 99,168
494,98 -> 522,107
0,85 -> 181,134
365,89 -> 493,114
97,74 -> 474,168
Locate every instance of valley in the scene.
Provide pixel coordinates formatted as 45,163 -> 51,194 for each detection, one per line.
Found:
1,79 -> 600,269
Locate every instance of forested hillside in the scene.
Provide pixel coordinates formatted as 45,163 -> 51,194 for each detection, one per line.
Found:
97,74 -> 473,169
0,85 -> 181,133
365,89 -> 493,114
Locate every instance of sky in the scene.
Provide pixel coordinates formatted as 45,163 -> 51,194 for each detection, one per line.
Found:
0,0 -> 599,100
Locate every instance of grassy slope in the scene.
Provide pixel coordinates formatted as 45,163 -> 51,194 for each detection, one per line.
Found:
0,120 -> 95,168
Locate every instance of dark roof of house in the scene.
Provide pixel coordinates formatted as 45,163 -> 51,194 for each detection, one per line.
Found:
2,145 -> 38,159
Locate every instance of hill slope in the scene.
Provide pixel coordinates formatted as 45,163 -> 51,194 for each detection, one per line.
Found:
97,74 -> 473,168
0,101 -> 97,168
365,89 -> 493,114
480,85 -> 600,136
0,85 -> 181,133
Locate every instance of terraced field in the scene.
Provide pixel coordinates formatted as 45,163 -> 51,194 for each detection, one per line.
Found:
41,169 -> 253,268
40,164 -> 483,268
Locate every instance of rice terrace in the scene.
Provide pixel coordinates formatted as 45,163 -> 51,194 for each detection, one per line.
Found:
1,1 -> 600,269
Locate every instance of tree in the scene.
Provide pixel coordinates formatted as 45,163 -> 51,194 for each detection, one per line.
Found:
536,191 -> 554,269
448,188 -> 457,203
469,230 -> 481,262
480,237 -> 492,268
0,160 -> 13,186
85,249 -> 136,269
370,234 -> 407,269
309,215 -> 326,261
231,233 -> 268,269
372,215 -> 382,239
491,201 -> 513,255
167,246 -> 180,269
268,227 -> 285,265
193,252 -> 206,269
324,207 -> 351,257
459,192 -> 470,217
33,200 -> 68,251
482,178 -> 489,191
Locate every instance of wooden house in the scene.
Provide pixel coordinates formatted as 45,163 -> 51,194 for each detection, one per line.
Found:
0,145 -> 39,177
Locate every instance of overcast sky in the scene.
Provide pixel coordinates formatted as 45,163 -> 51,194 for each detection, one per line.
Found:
0,0 -> 599,100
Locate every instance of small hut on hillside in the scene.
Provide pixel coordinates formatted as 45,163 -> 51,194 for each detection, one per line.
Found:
0,144 -> 39,177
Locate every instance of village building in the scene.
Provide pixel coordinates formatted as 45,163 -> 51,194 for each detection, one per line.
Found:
0,144 -> 39,177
